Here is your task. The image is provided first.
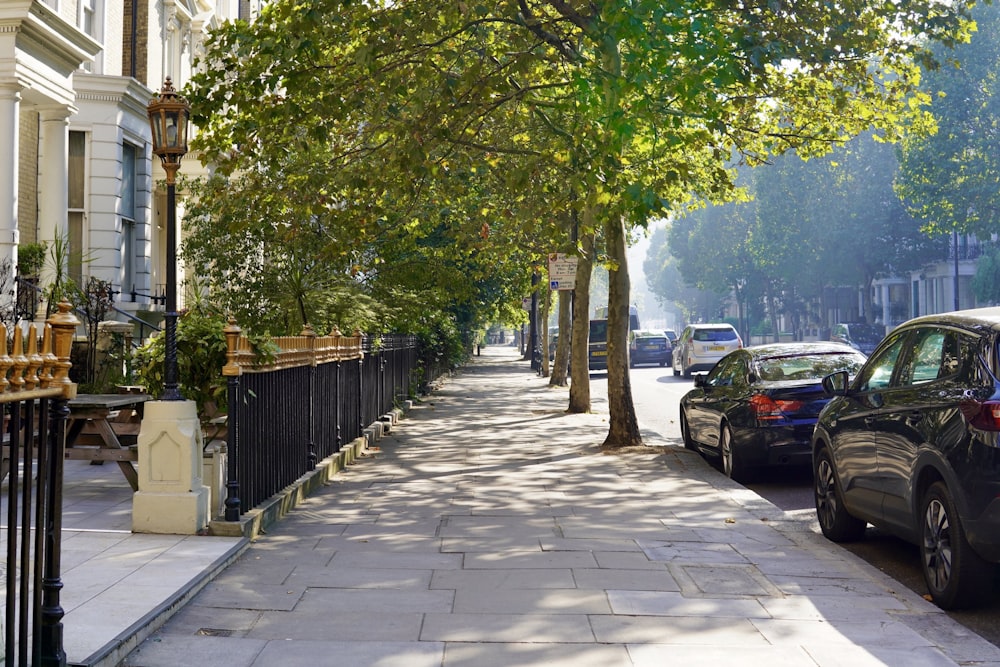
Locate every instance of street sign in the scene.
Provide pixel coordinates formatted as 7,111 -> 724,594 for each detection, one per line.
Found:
547,253 -> 578,291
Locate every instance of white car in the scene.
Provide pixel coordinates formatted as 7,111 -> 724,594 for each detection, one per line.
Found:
672,323 -> 742,378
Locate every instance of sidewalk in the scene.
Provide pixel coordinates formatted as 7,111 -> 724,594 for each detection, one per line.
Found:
1,456 -> 246,667
72,346 -> 1000,665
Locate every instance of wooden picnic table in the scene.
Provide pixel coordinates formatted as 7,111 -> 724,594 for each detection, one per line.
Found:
66,393 -> 150,491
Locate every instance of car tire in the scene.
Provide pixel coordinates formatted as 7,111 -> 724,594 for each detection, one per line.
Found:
680,410 -> 695,450
814,447 -> 866,542
720,424 -> 750,483
920,481 -> 994,610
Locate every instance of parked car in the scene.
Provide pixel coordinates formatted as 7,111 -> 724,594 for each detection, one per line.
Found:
830,321 -> 885,355
629,331 -> 672,367
672,323 -> 743,377
680,342 -> 866,482
812,307 -> 1000,609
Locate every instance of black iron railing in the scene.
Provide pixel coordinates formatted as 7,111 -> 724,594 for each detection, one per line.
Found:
1,303 -> 80,667
221,325 -> 419,519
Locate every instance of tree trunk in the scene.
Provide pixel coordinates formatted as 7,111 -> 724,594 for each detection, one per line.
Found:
862,273 -> 876,324
766,283 -> 780,343
539,283 -> 550,377
568,231 -> 594,413
602,215 -> 642,448
550,289 -> 571,386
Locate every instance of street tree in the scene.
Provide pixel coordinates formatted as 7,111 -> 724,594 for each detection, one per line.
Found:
186,0 -> 976,448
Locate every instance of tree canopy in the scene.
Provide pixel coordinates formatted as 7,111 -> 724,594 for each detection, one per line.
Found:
897,0 -> 1000,239
183,0 -> 977,445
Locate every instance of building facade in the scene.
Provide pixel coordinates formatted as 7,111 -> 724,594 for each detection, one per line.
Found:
1,0 -> 261,328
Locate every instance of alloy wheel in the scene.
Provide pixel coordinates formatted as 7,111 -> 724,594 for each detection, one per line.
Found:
815,458 -> 838,532
923,497 -> 953,594
721,429 -> 732,477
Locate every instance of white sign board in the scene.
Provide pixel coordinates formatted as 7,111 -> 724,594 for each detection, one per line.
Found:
547,253 -> 578,291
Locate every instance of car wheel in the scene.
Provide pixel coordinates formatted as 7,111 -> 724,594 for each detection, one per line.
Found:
920,481 -> 994,610
814,447 -> 866,542
719,424 -> 750,483
680,410 -> 695,450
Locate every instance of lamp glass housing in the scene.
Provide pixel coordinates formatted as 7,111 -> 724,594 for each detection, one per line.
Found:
147,79 -> 190,166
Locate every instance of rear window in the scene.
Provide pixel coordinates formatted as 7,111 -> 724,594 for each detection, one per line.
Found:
589,320 -> 608,342
693,327 -> 737,342
635,335 -> 667,344
756,352 -> 866,381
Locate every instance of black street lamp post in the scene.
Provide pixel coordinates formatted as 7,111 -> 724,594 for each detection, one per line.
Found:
147,77 -> 190,401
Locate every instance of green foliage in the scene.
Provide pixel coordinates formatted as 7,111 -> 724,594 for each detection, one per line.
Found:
184,0 -> 976,440
133,303 -> 228,421
17,242 -> 46,277
897,1 -> 1000,238
658,134 -> 949,330
132,299 -> 277,422
973,247 -> 1000,305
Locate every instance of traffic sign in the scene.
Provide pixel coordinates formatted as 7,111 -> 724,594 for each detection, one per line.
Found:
547,253 -> 577,290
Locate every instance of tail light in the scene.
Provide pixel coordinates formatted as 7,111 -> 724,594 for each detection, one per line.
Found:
750,394 -> 805,423
961,400 -> 1000,431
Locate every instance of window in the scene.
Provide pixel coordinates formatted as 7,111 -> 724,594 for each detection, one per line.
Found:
121,143 -> 137,292
706,356 -> 745,388
858,332 -> 907,392
68,131 -> 86,287
898,329 -> 962,386
693,327 -> 738,342
81,0 -> 96,36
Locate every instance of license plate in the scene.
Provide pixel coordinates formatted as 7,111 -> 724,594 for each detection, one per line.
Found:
593,351 -> 607,357
708,345 -> 725,351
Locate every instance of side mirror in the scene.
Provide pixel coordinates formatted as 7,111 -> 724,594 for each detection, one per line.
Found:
694,374 -> 708,388
821,370 -> 849,396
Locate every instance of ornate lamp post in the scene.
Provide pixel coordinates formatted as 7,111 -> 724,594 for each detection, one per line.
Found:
146,77 -> 189,401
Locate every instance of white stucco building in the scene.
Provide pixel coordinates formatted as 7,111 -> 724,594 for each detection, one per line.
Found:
1,0 -> 262,329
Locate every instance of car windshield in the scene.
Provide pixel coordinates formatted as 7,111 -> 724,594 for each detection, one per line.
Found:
693,328 -> 737,342
848,324 -> 884,344
756,352 -> 866,381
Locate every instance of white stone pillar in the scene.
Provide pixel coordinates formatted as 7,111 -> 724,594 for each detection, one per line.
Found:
132,400 -> 210,534
0,84 -> 20,271
37,107 -> 71,291
881,284 -> 890,326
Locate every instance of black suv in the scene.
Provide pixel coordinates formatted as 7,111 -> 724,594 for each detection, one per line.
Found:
812,307 -> 1000,609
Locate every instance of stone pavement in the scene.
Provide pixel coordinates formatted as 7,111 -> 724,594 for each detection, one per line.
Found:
114,344 -> 1000,667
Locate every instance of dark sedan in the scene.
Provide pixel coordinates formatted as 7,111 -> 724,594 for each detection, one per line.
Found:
630,332 -> 672,367
679,342 -> 866,483
812,307 -> 1000,610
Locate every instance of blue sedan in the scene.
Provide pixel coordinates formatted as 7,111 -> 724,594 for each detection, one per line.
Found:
679,342 -> 866,482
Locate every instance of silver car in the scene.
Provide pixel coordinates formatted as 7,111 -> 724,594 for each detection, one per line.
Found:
672,323 -> 742,378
